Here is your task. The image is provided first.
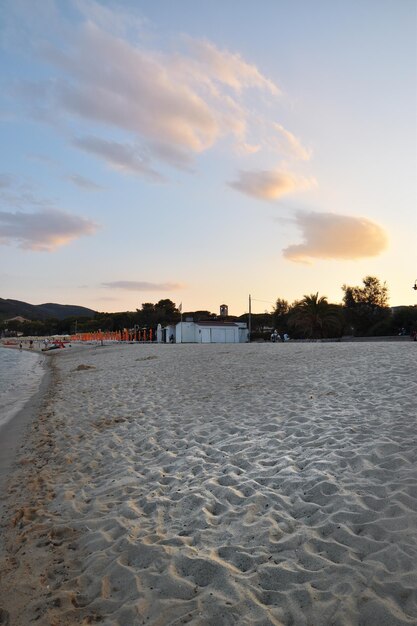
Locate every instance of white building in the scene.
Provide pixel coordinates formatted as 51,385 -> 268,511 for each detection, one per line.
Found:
174,320 -> 248,344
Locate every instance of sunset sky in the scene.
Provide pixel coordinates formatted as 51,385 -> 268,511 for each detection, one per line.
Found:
1,0 -> 416,315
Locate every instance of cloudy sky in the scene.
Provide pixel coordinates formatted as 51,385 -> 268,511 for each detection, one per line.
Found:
1,0 -> 415,314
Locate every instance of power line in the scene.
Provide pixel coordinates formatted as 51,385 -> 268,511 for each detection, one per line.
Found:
251,298 -> 275,306
248,294 -> 276,343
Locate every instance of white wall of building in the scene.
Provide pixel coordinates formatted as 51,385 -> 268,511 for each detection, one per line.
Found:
176,321 -> 197,343
174,322 -> 247,343
165,325 -> 176,343
237,323 -> 249,343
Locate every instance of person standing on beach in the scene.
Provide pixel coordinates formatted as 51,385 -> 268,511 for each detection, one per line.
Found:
19,342 -> 22,350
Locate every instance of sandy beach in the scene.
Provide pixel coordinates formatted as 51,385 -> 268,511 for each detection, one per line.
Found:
1,341 -> 417,625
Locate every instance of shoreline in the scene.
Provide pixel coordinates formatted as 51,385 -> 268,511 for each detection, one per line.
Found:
0,350 -> 51,516
0,345 -> 47,429
0,342 -> 416,625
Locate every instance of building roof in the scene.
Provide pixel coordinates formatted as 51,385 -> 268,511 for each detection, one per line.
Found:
195,320 -> 239,327
5,316 -> 30,323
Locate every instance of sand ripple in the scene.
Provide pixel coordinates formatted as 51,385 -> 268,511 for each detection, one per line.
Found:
1,342 -> 417,625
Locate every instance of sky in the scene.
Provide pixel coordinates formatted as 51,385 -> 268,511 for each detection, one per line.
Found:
0,0 -> 416,315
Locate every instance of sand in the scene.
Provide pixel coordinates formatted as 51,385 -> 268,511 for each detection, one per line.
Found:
0,341 -> 417,625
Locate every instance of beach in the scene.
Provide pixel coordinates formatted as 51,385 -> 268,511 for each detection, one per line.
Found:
0,347 -> 46,511
0,341 -> 416,625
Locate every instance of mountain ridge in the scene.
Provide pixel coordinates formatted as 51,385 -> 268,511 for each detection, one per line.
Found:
0,298 -> 97,321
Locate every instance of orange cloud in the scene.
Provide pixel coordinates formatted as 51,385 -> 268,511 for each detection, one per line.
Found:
11,6 -> 299,177
11,4 -> 314,181
229,169 -> 317,200
43,24 -> 278,160
283,212 -> 388,262
273,124 -> 311,161
185,38 -> 279,94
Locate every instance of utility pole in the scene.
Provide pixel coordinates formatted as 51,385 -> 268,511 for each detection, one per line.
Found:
179,302 -> 183,343
248,294 -> 251,342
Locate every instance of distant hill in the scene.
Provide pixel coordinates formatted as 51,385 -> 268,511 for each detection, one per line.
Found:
0,298 -> 97,321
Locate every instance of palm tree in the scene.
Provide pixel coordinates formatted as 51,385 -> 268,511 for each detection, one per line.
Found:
289,293 -> 342,339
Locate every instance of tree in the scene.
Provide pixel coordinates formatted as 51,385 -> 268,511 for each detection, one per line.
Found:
136,300 -> 180,328
343,275 -> 389,308
342,276 -> 391,335
289,293 -> 342,339
391,306 -> 417,335
237,312 -> 273,340
154,299 -> 180,325
187,310 -> 216,322
272,298 -> 290,334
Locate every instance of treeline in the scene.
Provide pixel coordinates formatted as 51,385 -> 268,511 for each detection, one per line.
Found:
1,277 -> 416,339
260,276 -> 417,340
1,299 -> 183,337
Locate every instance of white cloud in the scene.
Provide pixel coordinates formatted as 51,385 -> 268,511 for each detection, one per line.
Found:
229,169 -> 317,200
102,281 -> 184,291
0,208 -> 98,251
0,186 -> 56,210
73,136 -> 164,181
67,173 -> 103,191
146,141 -> 194,171
26,153 -> 57,166
283,211 -> 388,263
0,174 -> 13,188
75,0 -> 147,38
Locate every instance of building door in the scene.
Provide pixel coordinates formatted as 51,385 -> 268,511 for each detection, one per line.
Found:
201,328 -> 211,343
211,329 -> 227,342
224,328 -> 236,343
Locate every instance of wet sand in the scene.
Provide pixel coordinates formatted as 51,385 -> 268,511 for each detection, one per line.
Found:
0,351 -> 49,512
